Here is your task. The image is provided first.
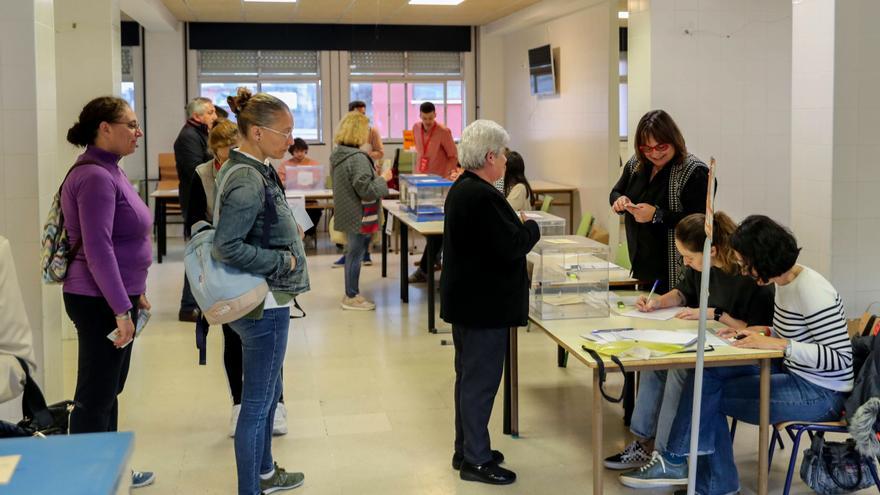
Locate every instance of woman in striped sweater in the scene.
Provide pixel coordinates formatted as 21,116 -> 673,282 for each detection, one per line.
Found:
622,215 -> 853,495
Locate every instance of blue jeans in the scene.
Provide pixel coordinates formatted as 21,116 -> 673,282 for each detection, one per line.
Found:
344,232 -> 371,297
228,307 -> 290,495
665,362 -> 847,495
630,369 -> 688,452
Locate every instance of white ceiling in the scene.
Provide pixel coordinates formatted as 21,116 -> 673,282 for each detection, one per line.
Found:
160,0 -> 545,25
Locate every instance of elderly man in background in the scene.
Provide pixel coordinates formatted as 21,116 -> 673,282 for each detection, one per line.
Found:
174,96 -> 217,322
440,120 -> 540,486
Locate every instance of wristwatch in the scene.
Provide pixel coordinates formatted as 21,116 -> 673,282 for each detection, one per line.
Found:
651,206 -> 663,224
713,308 -> 723,321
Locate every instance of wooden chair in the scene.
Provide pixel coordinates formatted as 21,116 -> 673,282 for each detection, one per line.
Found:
576,212 -> 594,237
157,153 -> 182,214
540,195 -> 554,212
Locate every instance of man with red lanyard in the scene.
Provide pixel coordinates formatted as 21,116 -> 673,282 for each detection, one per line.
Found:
409,101 -> 460,283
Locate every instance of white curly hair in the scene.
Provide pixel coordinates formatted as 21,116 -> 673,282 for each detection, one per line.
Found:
457,119 -> 510,171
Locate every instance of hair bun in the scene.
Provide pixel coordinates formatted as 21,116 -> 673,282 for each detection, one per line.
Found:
66,122 -> 89,147
227,87 -> 253,116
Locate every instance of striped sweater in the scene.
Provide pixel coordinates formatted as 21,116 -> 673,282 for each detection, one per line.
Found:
772,266 -> 853,392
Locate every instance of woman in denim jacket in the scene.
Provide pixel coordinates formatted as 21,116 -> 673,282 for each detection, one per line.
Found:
212,87 -> 309,495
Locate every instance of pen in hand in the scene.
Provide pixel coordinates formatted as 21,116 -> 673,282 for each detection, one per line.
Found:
646,280 -> 659,302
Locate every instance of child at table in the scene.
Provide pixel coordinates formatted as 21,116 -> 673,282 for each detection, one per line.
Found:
503,150 -> 534,213
605,211 -> 774,477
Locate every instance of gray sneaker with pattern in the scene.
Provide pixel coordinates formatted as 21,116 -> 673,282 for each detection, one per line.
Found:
259,463 -> 304,494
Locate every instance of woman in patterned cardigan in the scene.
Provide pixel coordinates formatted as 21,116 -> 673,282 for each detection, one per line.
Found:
609,109 -> 711,294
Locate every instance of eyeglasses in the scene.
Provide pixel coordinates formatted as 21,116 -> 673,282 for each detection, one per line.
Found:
113,120 -> 141,131
259,126 -> 293,140
638,143 -> 671,154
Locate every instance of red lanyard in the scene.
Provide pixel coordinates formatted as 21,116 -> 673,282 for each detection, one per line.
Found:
420,123 -> 437,157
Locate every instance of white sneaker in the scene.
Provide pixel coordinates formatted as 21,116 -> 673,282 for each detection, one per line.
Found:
229,404 -> 241,438
341,295 -> 376,311
273,402 -> 288,436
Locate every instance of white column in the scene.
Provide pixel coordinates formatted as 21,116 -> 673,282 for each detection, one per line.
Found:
0,0 -> 60,403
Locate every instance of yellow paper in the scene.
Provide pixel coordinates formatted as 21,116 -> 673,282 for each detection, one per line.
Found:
0,455 -> 21,485
544,238 -> 577,244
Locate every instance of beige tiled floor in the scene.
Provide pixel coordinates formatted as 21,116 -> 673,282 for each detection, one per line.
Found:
61,238 -> 854,494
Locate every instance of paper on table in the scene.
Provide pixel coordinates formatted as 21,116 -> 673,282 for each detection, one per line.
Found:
615,329 -> 699,346
287,200 -> 314,232
544,238 -> 578,245
0,455 -> 20,485
618,306 -> 683,321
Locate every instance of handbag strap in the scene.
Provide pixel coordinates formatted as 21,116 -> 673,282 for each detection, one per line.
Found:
58,160 -> 99,259
289,298 -> 306,319
213,163 -> 276,249
14,357 -> 52,430
583,348 -> 630,403
821,439 -> 865,490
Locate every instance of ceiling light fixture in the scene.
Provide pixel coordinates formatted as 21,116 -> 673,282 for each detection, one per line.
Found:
243,0 -> 297,3
409,0 -> 465,5
618,11 -> 629,19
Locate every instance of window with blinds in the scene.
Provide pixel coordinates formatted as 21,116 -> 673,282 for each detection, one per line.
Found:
349,51 -> 461,76
121,46 -> 135,109
121,46 -> 133,82
197,50 -> 323,141
349,51 -> 465,142
198,50 -> 319,77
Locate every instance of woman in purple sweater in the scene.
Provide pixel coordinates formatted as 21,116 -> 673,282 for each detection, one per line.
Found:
61,96 -> 155,488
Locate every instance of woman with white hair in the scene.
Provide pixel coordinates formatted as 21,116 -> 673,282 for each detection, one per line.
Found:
440,120 -> 541,486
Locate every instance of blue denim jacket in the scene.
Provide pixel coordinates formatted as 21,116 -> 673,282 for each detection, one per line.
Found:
211,149 -> 310,296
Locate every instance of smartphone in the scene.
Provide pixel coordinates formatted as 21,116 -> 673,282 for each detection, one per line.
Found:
135,309 -> 151,337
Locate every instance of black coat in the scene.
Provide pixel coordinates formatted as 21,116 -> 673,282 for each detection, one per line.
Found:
173,120 -> 211,216
845,334 -> 880,419
440,171 -> 541,328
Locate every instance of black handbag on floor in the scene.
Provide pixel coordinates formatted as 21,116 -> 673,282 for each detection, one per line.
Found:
800,434 -> 878,494
0,357 -> 75,438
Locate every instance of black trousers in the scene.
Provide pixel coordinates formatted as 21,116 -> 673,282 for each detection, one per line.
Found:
180,274 -> 198,312
64,293 -> 139,433
305,207 -> 322,237
453,325 -> 508,465
418,236 -> 444,273
222,324 -> 283,405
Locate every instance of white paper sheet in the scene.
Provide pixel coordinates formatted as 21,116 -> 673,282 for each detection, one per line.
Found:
618,306 -> 683,321
0,455 -> 20,484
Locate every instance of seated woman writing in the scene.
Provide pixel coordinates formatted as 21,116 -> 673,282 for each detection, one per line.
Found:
606,212 -> 774,472
621,215 -> 853,495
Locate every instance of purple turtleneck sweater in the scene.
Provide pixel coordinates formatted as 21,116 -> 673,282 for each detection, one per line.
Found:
61,146 -> 153,315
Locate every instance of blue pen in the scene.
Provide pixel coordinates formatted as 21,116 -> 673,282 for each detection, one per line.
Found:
646,279 -> 660,303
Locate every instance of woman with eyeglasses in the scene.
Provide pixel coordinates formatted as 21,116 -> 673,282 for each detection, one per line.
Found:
61,96 -> 155,488
609,110 -> 711,294
213,87 -> 310,494
630,215 -> 853,495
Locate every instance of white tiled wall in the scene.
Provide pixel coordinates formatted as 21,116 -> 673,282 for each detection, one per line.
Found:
0,0 -> 62,401
628,0 -> 792,225
829,0 -> 880,315
480,1 -> 618,231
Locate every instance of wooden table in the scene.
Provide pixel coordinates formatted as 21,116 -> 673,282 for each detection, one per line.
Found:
531,180 -> 578,234
381,200 -> 444,333
0,431 -> 133,494
504,309 -> 781,495
150,187 -> 178,263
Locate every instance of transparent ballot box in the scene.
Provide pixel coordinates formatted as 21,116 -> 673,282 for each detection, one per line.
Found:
285,165 -> 326,191
528,235 -> 610,320
400,174 -> 453,222
522,211 -> 566,236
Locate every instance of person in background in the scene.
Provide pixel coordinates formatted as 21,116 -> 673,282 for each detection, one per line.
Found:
175,96 -> 218,323
186,119 -> 290,438
278,138 -> 323,244
441,119 -> 540,485
330,111 -> 393,311
502,150 -> 534,213
349,100 -> 384,162
61,96 -> 155,488
623,215 -> 852,495
609,109 -> 710,294
276,138 -> 319,182
409,101 -> 459,284
607,212 -> 773,474
214,87 -> 310,495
